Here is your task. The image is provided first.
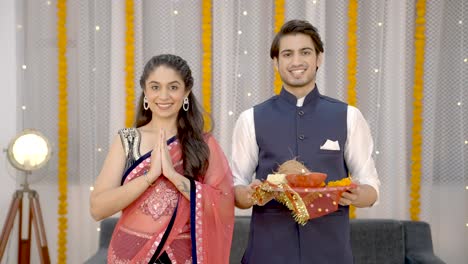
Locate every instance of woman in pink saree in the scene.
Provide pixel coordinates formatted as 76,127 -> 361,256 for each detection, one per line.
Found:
90,54 -> 234,263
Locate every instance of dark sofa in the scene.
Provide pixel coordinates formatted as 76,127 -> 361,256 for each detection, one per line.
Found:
86,216 -> 444,264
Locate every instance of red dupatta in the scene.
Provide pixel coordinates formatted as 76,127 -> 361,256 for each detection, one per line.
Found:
108,135 -> 234,263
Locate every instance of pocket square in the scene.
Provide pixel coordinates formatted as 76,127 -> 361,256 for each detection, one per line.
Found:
320,139 -> 340,151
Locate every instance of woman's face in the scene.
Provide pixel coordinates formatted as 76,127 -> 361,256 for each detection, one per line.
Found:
144,65 -> 190,120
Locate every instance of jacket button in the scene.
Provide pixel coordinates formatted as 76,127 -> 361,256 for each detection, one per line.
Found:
298,135 -> 305,140
298,110 -> 304,116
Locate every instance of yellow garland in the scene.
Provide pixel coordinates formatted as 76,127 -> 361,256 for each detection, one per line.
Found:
56,0 -> 68,262
201,0 -> 212,131
125,0 -> 135,127
409,0 -> 425,221
346,0 -> 358,219
346,0 -> 358,106
273,0 -> 285,95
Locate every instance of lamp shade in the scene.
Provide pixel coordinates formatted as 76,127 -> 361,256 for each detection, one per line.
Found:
7,129 -> 51,172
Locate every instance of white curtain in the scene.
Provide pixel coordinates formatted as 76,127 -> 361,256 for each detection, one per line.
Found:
9,0 -> 466,263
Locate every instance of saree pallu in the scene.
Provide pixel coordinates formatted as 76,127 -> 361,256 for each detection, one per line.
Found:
108,135 -> 235,263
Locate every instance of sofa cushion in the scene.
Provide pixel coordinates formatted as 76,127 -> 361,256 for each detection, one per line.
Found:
402,221 -> 445,264
99,218 -> 118,249
230,216 -> 250,264
350,219 -> 405,264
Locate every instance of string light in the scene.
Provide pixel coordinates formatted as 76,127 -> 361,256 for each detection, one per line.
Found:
247,92 -> 252,97
374,68 -> 379,73
312,0 -> 317,4
96,227 -> 101,232
459,20 -> 463,25
97,148 -> 102,152
47,1 -> 51,5
21,106 -> 27,110
465,186 -> 468,190
378,22 -> 383,26
375,151 -> 380,155
243,11 -> 248,16
228,111 -> 234,116
22,65 -> 27,70
237,73 -> 242,78
465,140 -> 468,145
464,58 -> 467,63
457,102 -> 462,106
173,10 -> 178,15
237,30 -> 242,35
95,26 -> 100,31
89,186 -> 94,191
243,50 -> 248,55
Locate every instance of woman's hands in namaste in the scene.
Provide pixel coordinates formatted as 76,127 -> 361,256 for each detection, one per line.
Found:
146,128 -> 176,184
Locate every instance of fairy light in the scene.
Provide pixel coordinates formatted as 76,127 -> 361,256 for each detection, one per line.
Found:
22,65 -> 27,70
457,102 -> 462,106
375,151 -> 380,155
312,0 -> 317,4
95,26 -> 100,31
374,68 -> 379,73
47,1 -> 51,5
465,140 -> 468,145
247,92 -> 252,97
243,11 -> 248,16
228,111 -> 234,116
243,50 -> 248,55
237,73 -> 242,78
464,58 -> 467,63
238,30 -> 242,35
96,227 -> 101,232
458,20 -> 463,25
21,106 -> 27,110
97,148 -> 102,152
378,22 -> 383,26
173,10 -> 178,15
89,186 -> 94,191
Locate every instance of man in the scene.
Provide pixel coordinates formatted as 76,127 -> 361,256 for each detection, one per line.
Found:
231,19 -> 380,263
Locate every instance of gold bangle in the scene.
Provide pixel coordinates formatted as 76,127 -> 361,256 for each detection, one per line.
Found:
144,172 -> 154,187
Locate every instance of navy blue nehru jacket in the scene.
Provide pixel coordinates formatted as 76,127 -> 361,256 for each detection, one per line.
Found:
241,86 -> 353,264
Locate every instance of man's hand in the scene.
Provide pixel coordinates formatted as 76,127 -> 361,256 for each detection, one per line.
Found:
339,184 -> 377,208
234,179 -> 264,209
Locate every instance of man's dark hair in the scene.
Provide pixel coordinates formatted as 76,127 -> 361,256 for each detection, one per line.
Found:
270,19 -> 324,59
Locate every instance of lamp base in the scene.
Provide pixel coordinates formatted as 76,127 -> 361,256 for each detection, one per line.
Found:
0,188 -> 50,263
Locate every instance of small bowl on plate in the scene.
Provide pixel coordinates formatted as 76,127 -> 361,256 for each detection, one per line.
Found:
286,172 -> 327,188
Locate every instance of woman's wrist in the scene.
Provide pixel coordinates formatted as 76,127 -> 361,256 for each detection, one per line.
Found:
143,172 -> 154,187
165,170 -> 179,180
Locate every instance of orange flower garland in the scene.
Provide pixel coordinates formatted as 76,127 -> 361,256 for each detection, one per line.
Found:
346,0 -> 359,219
346,0 -> 358,107
56,0 -> 68,262
273,0 -> 285,95
125,0 -> 135,127
409,0 -> 426,221
201,0 -> 212,131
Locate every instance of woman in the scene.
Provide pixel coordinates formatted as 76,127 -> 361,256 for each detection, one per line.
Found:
90,54 -> 234,263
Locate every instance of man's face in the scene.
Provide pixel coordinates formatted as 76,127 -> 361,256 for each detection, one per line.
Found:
274,33 -> 322,92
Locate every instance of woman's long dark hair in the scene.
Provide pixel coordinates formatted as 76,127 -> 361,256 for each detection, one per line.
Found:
135,54 -> 209,180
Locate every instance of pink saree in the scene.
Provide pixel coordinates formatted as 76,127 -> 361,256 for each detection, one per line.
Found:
108,135 -> 234,263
